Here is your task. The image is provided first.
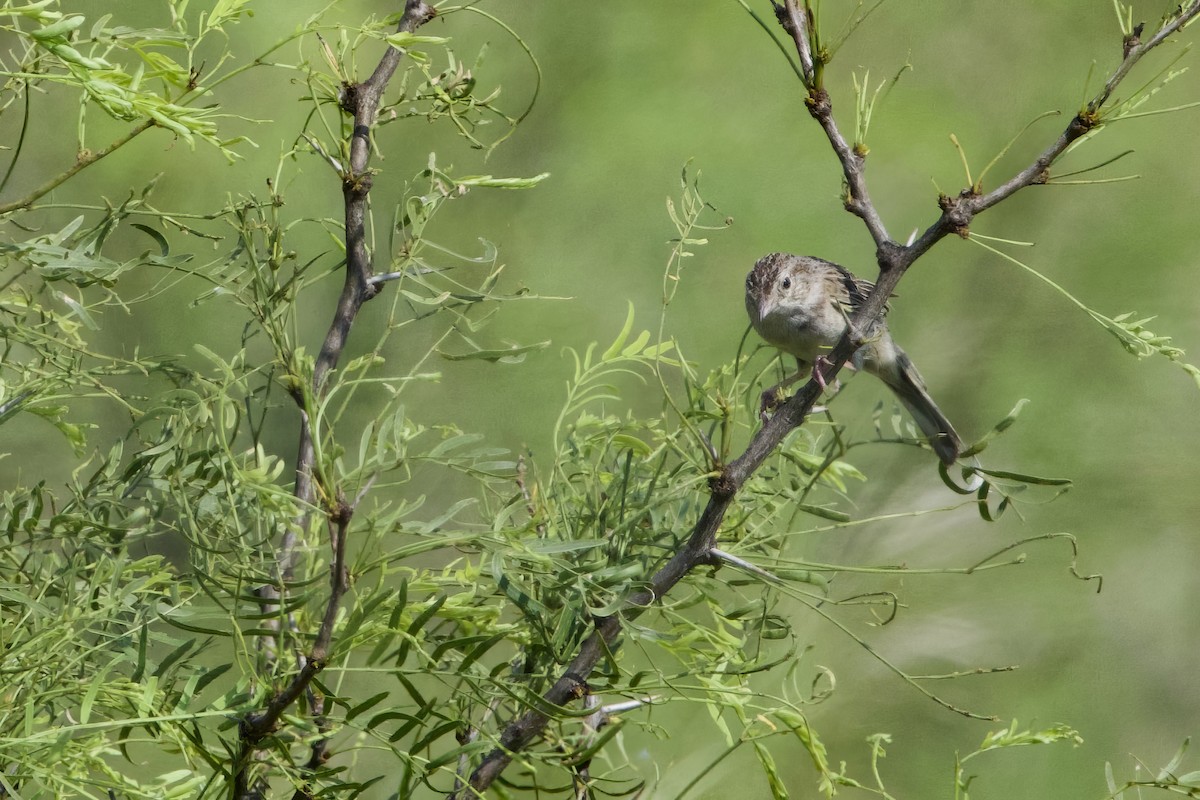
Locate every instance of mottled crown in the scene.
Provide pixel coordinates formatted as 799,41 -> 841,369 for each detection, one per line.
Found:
745,252 -> 791,298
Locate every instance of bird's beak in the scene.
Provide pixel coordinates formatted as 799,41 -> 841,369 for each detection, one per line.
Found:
757,295 -> 772,323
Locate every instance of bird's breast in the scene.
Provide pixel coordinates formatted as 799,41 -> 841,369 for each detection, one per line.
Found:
754,305 -> 842,361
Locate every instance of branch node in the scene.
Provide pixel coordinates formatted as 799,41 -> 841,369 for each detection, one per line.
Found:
805,87 -> 831,117
1123,22 -> 1145,58
708,469 -> 737,500
846,319 -> 867,347
343,170 -> 373,198
240,712 -> 271,745
339,81 -> 359,115
699,548 -> 724,569
331,498 -> 353,526
1073,111 -> 1098,133
875,240 -> 904,271
562,672 -> 590,701
412,1 -> 438,26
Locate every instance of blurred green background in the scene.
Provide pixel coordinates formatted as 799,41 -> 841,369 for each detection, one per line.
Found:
5,1 -> 1200,797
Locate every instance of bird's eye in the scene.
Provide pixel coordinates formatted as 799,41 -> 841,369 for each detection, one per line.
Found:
781,277 -> 791,290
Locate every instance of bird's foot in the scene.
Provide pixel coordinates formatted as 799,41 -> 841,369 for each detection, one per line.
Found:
813,356 -> 841,393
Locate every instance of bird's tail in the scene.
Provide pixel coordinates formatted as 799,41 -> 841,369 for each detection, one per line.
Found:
879,348 -> 962,465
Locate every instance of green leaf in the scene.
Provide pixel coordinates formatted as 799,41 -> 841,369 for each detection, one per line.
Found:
30,14 -> 85,40
602,302 -> 636,361
131,223 -> 169,256
386,31 -> 450,49
346,692 -> 390,723
454,172 -> 550,189
439,340 -> 550,363
520,538 -> 605,555
960,399 -> 1028,458
1158,737 -> 1191,781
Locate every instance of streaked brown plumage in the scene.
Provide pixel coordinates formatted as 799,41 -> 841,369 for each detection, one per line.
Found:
745,252 -> 962,464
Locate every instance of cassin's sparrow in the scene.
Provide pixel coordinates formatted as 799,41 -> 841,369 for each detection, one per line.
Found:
745,252 -> 962,464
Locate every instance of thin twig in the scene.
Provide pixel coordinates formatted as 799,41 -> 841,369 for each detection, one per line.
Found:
0,120 -> 154,215
709,547 -> 784,584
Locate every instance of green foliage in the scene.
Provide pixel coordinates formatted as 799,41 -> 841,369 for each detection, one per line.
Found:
1105,738 -> 1200,798
969,235 -> 1200,390
1,1 -> 1197,798
954,721 -> 1084,800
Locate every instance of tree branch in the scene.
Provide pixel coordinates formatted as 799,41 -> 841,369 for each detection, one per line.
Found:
0,119 -> 154,216
457,2 -> 1200,794
237,2 -> 437,796
775,0 -> 891,249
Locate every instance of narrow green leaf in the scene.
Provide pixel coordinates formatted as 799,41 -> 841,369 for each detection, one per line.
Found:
438,340 -> 549,363
80,665 -> 112,725
1159,737 -> 1191,781
346,691 -> 391,723
131,222 -> 169,256
601,302 -> 636,361
386,31 -> 450,48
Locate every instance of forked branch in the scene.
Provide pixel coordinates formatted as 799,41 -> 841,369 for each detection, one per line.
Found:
459,2 -> 1200,795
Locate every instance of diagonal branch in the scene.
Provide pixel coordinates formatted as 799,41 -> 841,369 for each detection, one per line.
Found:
238,2 -> 437,797
775,0 -> 891,249
0,120 -> 155,216
457,2 -> 1200,795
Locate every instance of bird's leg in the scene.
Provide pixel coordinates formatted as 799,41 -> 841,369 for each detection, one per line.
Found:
759,358 -> 839,421
812,354 -> 847,396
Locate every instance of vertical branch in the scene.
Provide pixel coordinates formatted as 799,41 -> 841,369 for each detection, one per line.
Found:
287,0 -> 437,563
774,0 -> 892,251
239,1 -> 437,796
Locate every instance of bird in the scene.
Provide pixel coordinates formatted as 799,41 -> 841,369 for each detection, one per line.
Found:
744,252 -> 962,465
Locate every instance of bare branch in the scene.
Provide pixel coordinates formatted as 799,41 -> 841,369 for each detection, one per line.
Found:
775,0 -> 892,249
911,2 -> 1200,262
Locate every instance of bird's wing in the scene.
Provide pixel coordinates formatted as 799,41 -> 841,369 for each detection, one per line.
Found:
814,257 -> 888,315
